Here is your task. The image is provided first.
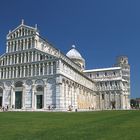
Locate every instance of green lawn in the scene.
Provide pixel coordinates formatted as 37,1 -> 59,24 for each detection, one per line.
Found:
0,110 -> 140,140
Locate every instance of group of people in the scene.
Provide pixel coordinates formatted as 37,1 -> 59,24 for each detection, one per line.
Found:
0,105 -> 9,112
48,105 -> 56,110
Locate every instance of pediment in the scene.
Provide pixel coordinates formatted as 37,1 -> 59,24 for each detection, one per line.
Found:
7,24 -> 37,40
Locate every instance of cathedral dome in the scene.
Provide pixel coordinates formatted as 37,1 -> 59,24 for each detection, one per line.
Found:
66,45 -> 83,60
66,45 -> 85,70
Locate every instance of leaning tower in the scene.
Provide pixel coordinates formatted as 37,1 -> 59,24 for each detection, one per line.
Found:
116,56 -> 130,109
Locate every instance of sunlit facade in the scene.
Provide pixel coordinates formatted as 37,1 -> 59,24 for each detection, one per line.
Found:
0,21 -> 130,111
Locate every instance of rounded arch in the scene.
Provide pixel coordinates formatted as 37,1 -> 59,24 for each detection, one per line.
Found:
15,81 -> 23,87
35,79 -> 44,85
36,85 -> 44,92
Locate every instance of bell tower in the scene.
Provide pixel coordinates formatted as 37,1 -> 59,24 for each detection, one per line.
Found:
116,56 -> 130,109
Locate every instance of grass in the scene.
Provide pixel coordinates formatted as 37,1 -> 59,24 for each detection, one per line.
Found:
0,110 -> 140,140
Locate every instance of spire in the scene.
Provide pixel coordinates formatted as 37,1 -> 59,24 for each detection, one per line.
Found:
72,44 -> 76,48
21,19 -> 24,25
35,24 -> 38,30
8,30 -> 11,34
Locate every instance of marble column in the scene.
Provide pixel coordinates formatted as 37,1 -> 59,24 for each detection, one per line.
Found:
20,66 -> 22,78
51,62 -> 53,74
21,53 -> 23,63
32,84 -> 35,110
34,52 -> 36,61
17,54 -> 19,63
47,63 -> 49,75
22,84 -> 25,109
32,52 -> 34,62
38,64 -> 41,76
31,65 -> 33,77
44,85 -> 47,109
23,39 -> 25,50
15,67 -> 18,78
11,85 -> 15,108
34,64 -> 37,76
42,63 -> 45,75
10,55 -> 12,65
13,54 -> 15,64
24,53 -> 27,63
5,68 -> 8,79
23,66 -> 26,77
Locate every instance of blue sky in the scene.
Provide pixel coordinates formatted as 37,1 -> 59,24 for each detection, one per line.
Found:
0,0 -> 140,98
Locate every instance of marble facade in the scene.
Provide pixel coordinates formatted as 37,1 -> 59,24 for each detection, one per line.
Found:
0,21 -> 130,111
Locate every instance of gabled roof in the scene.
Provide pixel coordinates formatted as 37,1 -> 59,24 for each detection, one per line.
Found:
7,20 -> 37,37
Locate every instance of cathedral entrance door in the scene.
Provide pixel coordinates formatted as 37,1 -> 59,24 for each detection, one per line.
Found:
15,91 -> 22,109
0,96 -> 2,107
36,95 -> 43,109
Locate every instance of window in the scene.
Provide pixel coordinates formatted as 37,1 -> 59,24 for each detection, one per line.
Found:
40,55 -> 43,60
100,82 -> 102,87
40,65 -> 43,75
105,72 -> 107,76
97,73 -> 99,77
53,61 -> 56,74
90,73 -> 92,78
113,72 -> 116,76
102,94 -> 104,100
18,67 -> 20,77
49,62 -> 51,74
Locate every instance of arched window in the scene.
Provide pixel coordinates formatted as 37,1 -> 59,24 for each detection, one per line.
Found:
22,28 -> 24,36
53,61 -> 56,74
19,29 -> 21,36
25,29 -> 27,35
100,82 -> 102,87
36,64 -> 39,75
18,66 -> 20,77
49,62 -> 51,74
102,94 -> 104,100
28,30 -> 30,35
16,31 -> 18,37
33,65 -> 35,76
14,41 -> 16,51
40,64 -> 43,75
21,40 -> 23,50
28,38 -> 31,48
25,66 -> 28,76
18,40 -> 20,51
96,73 -> 99,77
25,39 -> 27,49
18,54 -> 21,63
113,71 -> 116,76
115,81 -> 118,86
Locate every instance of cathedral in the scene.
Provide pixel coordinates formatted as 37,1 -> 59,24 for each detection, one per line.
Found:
0,20 -> 130,111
